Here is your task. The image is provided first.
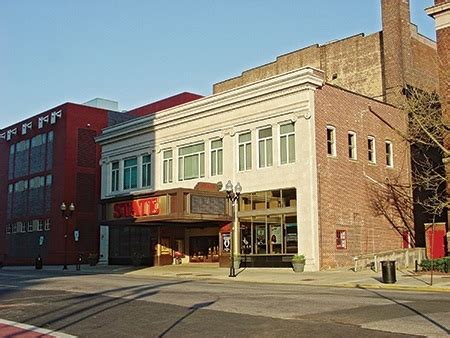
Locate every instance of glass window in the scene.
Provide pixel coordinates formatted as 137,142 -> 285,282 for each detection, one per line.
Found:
6,224 -> 11,234
385,141 -> 393,167
368,136 -> 376,163
280,122 -> 295,164
258,127 -> 273,168
44,219 -> 51,231
37,220 -> 44,231
336,230 -> 347,249
28,221 -> 34,232
348,132 -> 357,160
326,126 -> 336,156
123,157 -> 137,190
111,161 -> 119,192
163,150 -> 173,184
46,175 -> 52,186
238,132 -> 252,171
142,154 -> 152,187
178,143 -> 205,181
210,139 -> 223,176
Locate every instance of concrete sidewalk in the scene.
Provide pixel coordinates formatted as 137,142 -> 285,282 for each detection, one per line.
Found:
2,263 -> 450,292
125,264 -> 450,293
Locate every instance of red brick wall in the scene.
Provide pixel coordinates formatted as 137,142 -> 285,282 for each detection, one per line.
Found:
315,85 -> 411,268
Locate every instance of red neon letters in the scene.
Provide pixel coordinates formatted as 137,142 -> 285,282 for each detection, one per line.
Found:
113,198 -> 160,218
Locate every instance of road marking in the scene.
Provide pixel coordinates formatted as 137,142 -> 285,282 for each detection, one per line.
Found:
0,319 -> 77,338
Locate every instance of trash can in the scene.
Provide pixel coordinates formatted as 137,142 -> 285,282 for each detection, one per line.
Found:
35,255 -> 43,270
381,260 -> 396,283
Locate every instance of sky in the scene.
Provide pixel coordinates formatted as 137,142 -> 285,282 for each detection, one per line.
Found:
0,0 -> 436,129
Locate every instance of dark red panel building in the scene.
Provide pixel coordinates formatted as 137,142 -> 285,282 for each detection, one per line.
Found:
0,93 -> 202,266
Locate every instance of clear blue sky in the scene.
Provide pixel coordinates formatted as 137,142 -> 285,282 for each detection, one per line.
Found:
0,0 -> 435,129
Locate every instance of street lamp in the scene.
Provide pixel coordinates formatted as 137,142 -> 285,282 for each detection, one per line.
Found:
225,180 -> 242,277
60,202 -> 75,270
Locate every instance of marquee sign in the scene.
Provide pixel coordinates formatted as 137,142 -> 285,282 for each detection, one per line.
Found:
106,196 -> 167,220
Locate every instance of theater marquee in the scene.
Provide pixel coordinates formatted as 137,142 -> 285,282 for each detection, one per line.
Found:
106,196 -> 168,220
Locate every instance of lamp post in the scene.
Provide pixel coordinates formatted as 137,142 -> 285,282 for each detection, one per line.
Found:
60,202 -> 75,270
225,180 -> 242,278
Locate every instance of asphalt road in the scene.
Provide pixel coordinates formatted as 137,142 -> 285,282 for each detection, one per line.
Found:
0,269 -> 449,337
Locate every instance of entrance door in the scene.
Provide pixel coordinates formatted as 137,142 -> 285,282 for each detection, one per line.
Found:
427,229 -> 446,259
189,236 -> 219,262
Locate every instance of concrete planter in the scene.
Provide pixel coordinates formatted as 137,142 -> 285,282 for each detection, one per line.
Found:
292,262 -> 305,272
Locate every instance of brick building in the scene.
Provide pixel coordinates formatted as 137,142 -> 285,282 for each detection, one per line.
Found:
97,67 -> 411,270
0,93 -> 202,266
213,0 -> 438,107
426,0 -> 450,256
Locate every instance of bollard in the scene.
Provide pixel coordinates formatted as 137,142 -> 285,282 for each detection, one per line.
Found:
35,255 -> 43,270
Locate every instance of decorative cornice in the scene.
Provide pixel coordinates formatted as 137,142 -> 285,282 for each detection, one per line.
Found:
96,67 -> 324,146
426,3 -> 450,30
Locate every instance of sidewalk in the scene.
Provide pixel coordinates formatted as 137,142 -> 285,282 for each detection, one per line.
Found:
125,264 -> 450,293
2,263 -> 450,292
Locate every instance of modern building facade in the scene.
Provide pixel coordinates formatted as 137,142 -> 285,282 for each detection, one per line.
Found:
0,93 -> 202,266
97,67 -> 411,270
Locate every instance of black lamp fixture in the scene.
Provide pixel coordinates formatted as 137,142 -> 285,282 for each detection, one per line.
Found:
225,180 -> 242,277
60,202 -> 75,270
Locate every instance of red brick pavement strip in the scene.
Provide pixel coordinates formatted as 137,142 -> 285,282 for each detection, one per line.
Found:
0,319 -> 76,338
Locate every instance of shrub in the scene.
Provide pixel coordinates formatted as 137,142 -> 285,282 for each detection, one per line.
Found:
419,257 -> 449,273
292,254 -> 306,263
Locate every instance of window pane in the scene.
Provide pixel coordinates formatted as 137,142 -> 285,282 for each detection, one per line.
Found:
280,123 -> 294,134
239,144 -> 245,171
280,136 -> 287,164
259,127 -> 272,138
217,149 -> 223,175
163,150 -> 172,159
239,132 -> 251,143
259,141 -> 265,167
246,143 -> 252,170
267,139 -> 273,166
211,139 -> 222,149
288,135 -> 295,162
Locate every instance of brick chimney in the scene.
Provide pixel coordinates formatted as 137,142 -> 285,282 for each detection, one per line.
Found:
381,0 -> 414,105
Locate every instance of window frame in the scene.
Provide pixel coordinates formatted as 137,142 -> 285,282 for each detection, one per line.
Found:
336,230 -> 347,249
385,140 -> 393,168
326,126 -> 337,157
44,218 -> 51,231
210,139 -> 223,176
162,149 -> 173,184
111,161 -> 120,192
123,157 -> 138,190
178,142 -> 205,181
348,131 -> 357,160
257,127 -> 273,168
238,131 -> 252,171
279,122 -> 295,165
141,154 -> 152,187
368,136 -> 376,164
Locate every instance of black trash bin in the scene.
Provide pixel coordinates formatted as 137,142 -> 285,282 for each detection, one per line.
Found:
35,255 -> 43,270
381,260 -> 396,283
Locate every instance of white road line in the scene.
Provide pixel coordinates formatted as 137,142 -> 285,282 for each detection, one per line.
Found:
0,318 -> 77,338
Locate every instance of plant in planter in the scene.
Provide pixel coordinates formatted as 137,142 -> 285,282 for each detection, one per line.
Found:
291,254 -> 306,272
87,253 -> 98,266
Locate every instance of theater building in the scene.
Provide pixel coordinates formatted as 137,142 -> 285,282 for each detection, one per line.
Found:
97,67 -> 411,270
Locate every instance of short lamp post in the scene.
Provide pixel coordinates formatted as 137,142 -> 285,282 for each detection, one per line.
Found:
225,180 -> 242,278
60,202 -> 75,270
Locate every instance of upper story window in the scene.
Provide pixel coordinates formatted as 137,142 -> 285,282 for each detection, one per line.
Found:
44,219 -> 51,231
336,230 -> 347,249
163,150 -> 173,184
348,132 -> 357,160
368,136 -> 376,164
178,143 -> 205,181
111,161 -> 119,192
326,126 -> 336,157
210,139 -> 223,176
280,122 -> 295,164
385,141 -> 393,167
123,157 -> 138,190
238,132 -> 252,171
142,154 -> 152,187
258,127 -> 273,168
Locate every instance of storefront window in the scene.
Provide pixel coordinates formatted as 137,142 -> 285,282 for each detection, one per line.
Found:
238,188 -> 297,255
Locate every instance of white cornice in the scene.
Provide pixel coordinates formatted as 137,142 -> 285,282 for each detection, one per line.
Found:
426,3 -> 450,30
96,67 -> 324,145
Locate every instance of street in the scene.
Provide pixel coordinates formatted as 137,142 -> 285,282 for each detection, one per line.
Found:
0,269 -> 449,337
